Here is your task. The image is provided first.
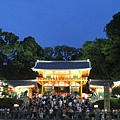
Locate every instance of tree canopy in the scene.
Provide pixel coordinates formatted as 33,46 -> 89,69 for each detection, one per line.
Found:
43,45 -> 82,60
105,12 -> 120,40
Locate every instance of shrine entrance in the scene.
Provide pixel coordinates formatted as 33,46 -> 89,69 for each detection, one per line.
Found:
54,87 -> 70,96
32,60 -> 91,98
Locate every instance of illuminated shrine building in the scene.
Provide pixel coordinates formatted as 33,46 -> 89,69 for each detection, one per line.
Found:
32,59 -> 91,98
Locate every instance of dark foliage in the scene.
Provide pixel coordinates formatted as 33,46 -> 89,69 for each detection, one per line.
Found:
0,98 -> 24,108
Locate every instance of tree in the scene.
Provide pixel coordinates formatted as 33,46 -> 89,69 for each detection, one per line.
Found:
81,36 -> 120,80
104,12 -> 120,79
0,29 -> 43,80
43,45 -> 82,60
104,12 -> 120,40
0,29 -> 20,79
102,40 -> 120,80
81,39 -> 110,79
11,36 -> 43,79
53,45 -> 82,60
43,47 -> 54,60
112,86 -> 120,96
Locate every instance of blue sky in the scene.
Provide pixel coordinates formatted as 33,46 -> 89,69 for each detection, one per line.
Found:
0,1 -> 120,48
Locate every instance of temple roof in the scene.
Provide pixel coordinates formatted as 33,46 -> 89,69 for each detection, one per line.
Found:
32,59 -> 91,70
90,79 -> 118,87
8,79 -> 36,87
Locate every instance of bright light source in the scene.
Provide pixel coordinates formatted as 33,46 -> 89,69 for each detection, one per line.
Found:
14,104 -> 19,107
94,105 -> 98,108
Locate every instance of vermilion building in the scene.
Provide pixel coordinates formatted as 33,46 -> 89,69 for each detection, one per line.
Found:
32,59 -> 91,98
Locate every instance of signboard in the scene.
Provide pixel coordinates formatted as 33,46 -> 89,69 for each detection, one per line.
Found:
104,83 -> 110,111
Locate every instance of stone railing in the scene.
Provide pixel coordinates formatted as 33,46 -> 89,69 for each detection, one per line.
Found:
0,111 -> 120,120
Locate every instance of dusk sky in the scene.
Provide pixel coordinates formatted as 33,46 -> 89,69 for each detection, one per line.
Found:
0,1 -> 120,48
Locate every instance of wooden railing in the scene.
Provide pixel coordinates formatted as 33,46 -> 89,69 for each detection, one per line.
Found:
36,77 -> 87,82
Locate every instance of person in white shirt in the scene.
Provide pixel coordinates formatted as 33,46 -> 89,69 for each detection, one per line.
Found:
68,101 -> 72,107
59,99 -> 63,107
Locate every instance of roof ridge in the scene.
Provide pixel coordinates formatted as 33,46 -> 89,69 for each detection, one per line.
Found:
36,59 -> 90,63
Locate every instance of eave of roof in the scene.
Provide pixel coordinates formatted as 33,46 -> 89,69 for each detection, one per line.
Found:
32,59 -> 91,71
7,79 -> 36,87
15,85 -> 35,88
90,79 -> 119,87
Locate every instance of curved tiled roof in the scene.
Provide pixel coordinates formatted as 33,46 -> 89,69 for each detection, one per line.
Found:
32,59 -> 91,70
8,79 -> 36,87
90,79 -> 119,87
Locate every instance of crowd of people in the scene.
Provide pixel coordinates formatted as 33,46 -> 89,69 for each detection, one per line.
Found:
0,93 -> 119,120
0,94 -> 95,119
24,94 -> 93,119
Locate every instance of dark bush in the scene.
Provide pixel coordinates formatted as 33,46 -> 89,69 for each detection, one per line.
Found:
0,98 -> 24,108
94,98 -> 120,109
